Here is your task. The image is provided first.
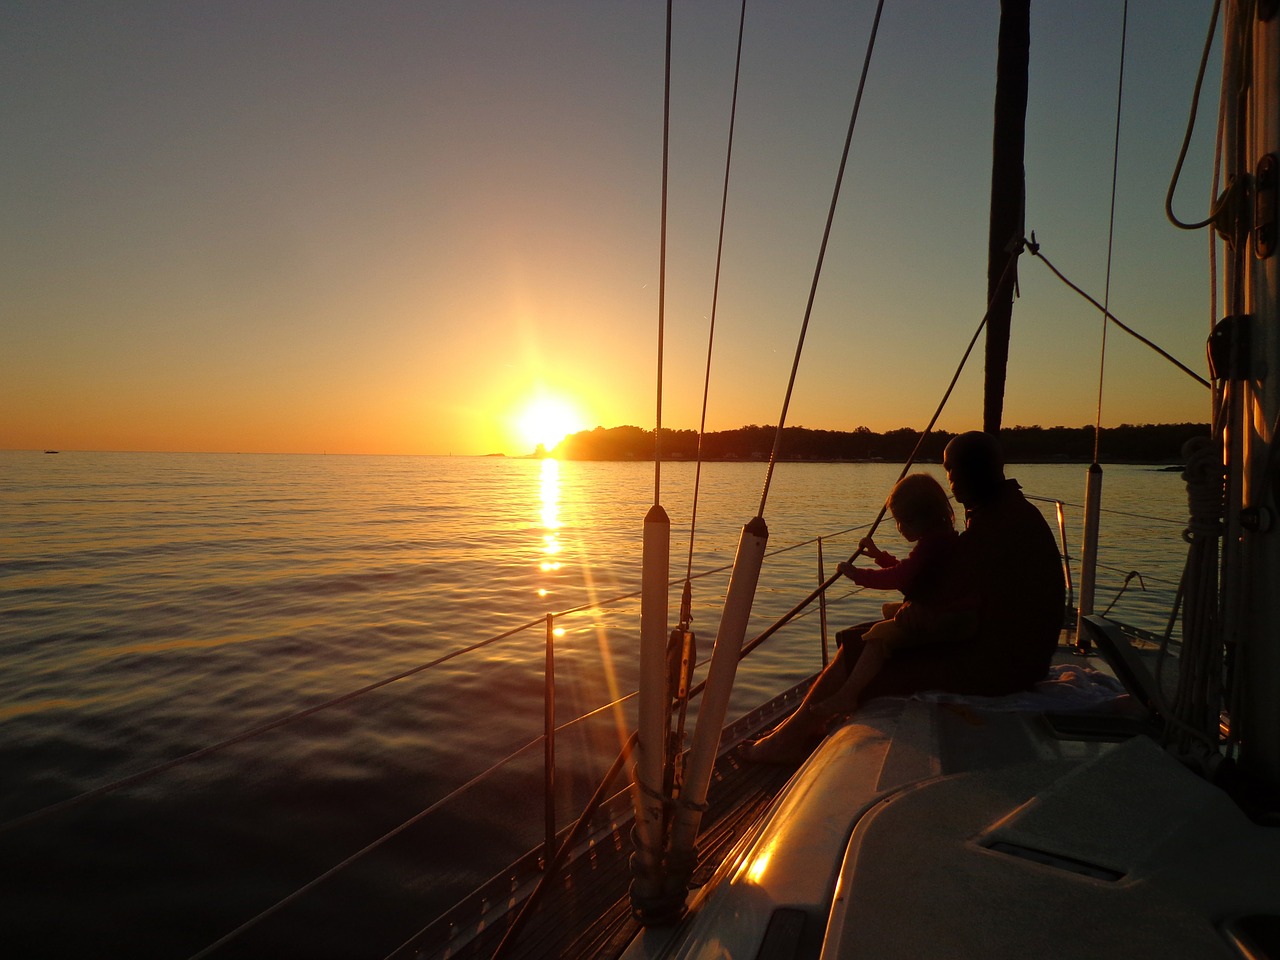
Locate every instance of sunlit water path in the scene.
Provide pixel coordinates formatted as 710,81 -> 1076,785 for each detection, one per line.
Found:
0,451 -> 1191,958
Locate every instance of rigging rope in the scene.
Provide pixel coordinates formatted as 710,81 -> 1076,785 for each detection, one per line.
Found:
488,732 -> 638,960
685,0 -> 747,586
1166,0 -> 1225,231
1027,240 -> 1211,389
757,0 -> 886,518
653,0 -> 673,504
1092,0 -> 1129,464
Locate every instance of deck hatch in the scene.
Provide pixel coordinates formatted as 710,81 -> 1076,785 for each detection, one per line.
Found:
984,840 -> 1126,881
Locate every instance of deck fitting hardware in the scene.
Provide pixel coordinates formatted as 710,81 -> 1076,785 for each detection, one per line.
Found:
1241,507 -> 1272,533
985,841 -> 1125,881
1207,315 -> 1253,381
1256,154 -> 1277,259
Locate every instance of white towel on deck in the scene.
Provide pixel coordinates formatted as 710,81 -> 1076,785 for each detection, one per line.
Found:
910,663 -> 1128,712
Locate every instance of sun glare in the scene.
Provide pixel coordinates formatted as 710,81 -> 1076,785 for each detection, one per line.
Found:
515,396 -> 585,454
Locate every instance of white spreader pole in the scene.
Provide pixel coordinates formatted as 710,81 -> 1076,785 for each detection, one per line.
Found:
630,503 -> 671,912
1076,461 -> 1103,642
664,514 -> 768,900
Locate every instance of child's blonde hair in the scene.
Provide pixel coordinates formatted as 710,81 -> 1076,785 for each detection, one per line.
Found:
887,473 -> 954,530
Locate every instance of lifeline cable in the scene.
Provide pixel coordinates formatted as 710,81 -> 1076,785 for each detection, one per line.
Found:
188,734 -> 547,960
1,514 -> 876,837
0,620 -> 545,835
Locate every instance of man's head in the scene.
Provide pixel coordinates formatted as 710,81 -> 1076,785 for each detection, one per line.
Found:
942,431 -> 1005,506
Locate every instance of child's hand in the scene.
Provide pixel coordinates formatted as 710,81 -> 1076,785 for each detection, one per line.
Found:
836,561 -> 854,580
858,536 -> 880,557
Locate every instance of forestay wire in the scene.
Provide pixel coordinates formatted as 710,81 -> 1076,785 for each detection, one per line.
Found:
685,0 -> 747,583
653,0 -> 673,505
1091,0 -> 1128,464
757,0 -> 887,518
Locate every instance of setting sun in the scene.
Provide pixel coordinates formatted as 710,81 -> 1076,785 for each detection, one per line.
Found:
515,396 -> 586,454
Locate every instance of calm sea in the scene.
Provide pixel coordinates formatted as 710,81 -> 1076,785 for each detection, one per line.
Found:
0,451 -> 1190,958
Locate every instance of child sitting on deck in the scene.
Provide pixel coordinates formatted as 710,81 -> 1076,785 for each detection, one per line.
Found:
820,472 -> 973,718
743,434 -> 1059,765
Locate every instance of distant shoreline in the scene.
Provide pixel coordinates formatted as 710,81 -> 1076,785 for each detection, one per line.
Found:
543,422 -> 1210,466
530,454 -> 1188,467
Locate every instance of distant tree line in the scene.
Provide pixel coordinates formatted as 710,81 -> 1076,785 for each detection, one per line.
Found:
549,423 -> 1210,463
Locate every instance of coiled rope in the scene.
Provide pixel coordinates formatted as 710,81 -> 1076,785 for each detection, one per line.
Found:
1160,434 -> 1226,758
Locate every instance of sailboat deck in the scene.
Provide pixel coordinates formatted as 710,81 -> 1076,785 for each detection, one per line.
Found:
394,631 -> 1164,960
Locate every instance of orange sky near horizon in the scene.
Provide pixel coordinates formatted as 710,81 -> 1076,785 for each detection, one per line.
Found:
2,2 -> 1217,457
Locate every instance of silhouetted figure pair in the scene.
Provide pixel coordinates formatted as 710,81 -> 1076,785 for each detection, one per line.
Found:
744,431 -> 1065,763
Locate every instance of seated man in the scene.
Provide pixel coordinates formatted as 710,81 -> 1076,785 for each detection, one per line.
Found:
743,431 -> 1066,763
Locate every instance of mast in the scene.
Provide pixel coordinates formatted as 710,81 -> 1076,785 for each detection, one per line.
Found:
1230,2 -> 1280,791
983,0 -> 1030,435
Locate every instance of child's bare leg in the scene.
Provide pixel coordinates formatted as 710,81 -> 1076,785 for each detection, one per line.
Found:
812,637 -> 887,717
744,620 -> 902,763
742,645 -> 853,763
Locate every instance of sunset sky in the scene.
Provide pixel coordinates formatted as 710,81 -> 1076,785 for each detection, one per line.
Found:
3,1 -> 1220,456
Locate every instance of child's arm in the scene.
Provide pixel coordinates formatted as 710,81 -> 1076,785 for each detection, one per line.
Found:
859,536 -> 897,568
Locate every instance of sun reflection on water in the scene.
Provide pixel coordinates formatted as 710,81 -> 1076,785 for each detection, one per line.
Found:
538,458 -> 565,582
